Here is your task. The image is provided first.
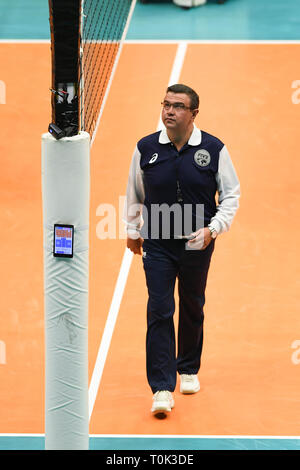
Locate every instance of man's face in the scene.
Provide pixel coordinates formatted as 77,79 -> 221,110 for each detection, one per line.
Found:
161,92 -> 198,132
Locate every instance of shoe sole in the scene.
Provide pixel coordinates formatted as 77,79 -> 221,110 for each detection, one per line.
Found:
152,408 -> 171,419
151,401 -> 174,419
180,384 -> 200,394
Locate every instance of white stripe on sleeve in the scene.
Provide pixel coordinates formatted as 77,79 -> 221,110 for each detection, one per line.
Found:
123,146 -> 145,238
209,145 -> 240,234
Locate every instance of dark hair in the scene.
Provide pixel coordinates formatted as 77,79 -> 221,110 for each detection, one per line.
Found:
166,84 -> 199,110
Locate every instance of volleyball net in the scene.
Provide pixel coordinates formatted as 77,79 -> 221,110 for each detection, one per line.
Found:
81,0 -> 135,141
48,0 -> 135,142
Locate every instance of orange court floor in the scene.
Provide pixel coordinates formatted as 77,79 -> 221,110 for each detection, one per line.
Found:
0,41 -> 300,440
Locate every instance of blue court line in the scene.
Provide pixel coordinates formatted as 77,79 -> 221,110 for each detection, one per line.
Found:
0,0 -> 299,40
0,435 -> 299,451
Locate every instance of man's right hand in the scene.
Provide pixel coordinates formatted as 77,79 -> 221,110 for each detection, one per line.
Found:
127,236 -> 144,255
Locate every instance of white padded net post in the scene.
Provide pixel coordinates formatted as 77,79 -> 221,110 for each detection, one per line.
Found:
41,131 -> 90,450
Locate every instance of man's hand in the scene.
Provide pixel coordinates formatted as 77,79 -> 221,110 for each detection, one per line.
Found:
127,236 -> 144,255
187,227 -> 212,250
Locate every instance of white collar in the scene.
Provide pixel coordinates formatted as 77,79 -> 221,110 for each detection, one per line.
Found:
158,124 -> 202,146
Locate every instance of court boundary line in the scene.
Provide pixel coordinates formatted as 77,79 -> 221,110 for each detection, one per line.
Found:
125,39 -> 300,44
0,433 -> 299,439
88,41 -> 187,421
88,248 -> 133,419
1,39 -> 300,44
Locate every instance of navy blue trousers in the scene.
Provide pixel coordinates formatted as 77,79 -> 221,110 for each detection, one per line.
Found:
142,238 -> 215,393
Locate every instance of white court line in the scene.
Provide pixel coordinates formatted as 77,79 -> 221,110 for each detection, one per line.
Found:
0,39 -> 50,43
124,39 -> 300,44
90,433 -> 300,440
0,432 -> 299,440
88,41 -> 187,421
88,248 -> 133,419
1,39 -> 300,44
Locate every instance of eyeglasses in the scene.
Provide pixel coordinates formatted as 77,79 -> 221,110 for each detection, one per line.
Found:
161,101 -> 192,111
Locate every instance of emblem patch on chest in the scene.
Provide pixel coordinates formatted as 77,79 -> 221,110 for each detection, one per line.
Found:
194,149 -> 211,167
149,153 -> 158,164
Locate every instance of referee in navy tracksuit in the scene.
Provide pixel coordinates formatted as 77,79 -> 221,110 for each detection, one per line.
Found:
124,84 -> 240,418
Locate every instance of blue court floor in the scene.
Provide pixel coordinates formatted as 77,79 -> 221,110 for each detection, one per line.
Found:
0,0 -> 299,40
0,0 -> 299,453
1,435 -> 300,451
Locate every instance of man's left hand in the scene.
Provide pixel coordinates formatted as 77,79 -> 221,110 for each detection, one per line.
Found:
187,227 -> 212,250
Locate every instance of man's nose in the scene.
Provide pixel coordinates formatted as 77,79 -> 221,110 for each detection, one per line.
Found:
166,106 -> 175,114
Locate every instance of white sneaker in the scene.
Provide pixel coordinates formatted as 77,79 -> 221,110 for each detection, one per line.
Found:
151,391 -> 174,417
180,374 -> 200,394
173,0 -> 207,7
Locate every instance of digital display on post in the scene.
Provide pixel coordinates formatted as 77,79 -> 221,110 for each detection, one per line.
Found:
53,224 -> 74,258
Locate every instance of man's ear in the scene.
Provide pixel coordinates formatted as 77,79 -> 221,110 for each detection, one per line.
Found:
192,109 -> 199,119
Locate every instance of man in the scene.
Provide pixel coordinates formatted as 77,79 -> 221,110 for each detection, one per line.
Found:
124,84 -> 240,418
